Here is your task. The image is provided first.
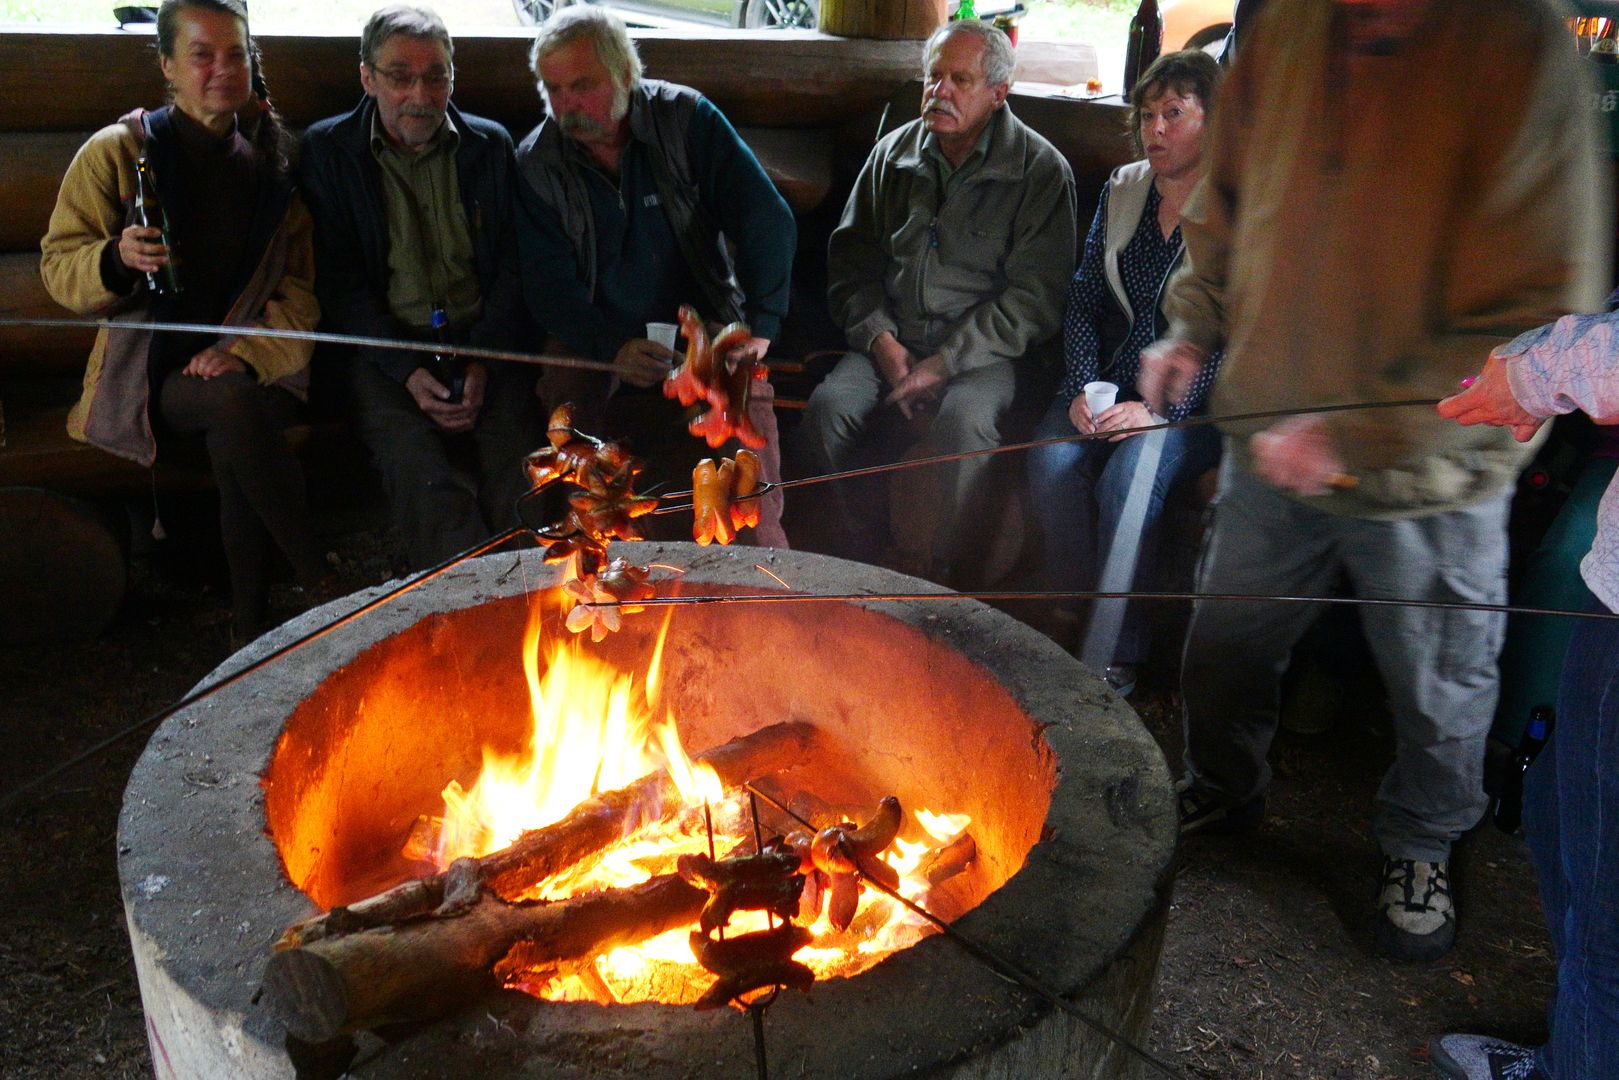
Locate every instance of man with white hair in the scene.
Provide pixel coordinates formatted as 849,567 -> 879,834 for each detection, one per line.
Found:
795,19 -> 1075,583
300,4 -> 541,570
515,6 -> 795,543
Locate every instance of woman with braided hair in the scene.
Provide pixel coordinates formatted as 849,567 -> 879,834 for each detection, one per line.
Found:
41,0 -> 329,638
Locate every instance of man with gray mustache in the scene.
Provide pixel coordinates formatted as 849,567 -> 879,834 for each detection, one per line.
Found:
795,19 -> 1075,583
300,4 -> 541,570
514,5 -> 795,545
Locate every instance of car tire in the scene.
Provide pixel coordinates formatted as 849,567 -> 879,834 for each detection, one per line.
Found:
513,0 -> 578,28
743,0 -> 818,29
1184,22 -> 1232,50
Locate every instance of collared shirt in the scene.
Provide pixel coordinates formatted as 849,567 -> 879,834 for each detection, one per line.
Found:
923,121 -> 993,200
369,111 -> 481,331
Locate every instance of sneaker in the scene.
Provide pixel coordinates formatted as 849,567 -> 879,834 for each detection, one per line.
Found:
1175,777 -> 1265,837
1375,856 -> 1455,961
1103,663 -> 1139,697
1429,1033 -> 1544,1079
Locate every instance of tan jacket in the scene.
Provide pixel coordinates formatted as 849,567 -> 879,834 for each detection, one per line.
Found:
40,112 -> 318,466
1164,0 -> 1611,517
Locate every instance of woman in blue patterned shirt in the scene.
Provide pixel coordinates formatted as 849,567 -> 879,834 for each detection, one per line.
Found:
1026,51 -> 1224,688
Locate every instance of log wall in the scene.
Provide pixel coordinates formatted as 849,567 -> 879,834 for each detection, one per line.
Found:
0,27 -> 1132,487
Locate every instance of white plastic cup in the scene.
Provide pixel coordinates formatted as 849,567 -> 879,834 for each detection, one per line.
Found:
1084,380 -> 1119,416
646,322 -> 679,356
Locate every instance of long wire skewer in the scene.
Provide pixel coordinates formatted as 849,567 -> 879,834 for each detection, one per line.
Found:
742,783 -> 1186,1080
649,397 -> 1443,514
0,529 -> 532,814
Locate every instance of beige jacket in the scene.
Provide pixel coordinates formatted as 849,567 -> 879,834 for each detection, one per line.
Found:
1164,0 -> 1611,517
40,113 -> 318,466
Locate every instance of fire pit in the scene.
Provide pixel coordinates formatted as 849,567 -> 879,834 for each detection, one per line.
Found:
119,543 -> 1176,1078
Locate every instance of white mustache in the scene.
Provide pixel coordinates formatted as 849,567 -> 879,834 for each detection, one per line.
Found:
923,99 -> 961,120
559,112 -> 607,136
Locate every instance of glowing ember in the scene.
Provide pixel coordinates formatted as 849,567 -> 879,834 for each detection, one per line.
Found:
427,595 -> 975,1006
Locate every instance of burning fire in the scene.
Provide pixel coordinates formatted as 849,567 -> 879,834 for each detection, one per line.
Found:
424,596 -> 974,1006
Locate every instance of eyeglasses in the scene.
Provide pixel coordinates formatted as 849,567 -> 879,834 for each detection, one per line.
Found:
368,65 -> 454,92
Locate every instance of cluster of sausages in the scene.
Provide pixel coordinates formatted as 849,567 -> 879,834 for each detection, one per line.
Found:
691,449 -> 763,546
676,796 -> 905,1010
664,305 -> 768,450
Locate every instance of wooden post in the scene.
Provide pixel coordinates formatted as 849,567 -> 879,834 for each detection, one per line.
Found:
819,0 -> 946,40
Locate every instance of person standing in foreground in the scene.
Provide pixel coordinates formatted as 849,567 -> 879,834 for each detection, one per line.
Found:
1139,0 -> 1609,961
300,4 -> 541,570
1429,315 -> 1619,1080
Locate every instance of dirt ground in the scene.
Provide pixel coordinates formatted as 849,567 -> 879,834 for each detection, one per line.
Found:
0,524 -> 1555,1080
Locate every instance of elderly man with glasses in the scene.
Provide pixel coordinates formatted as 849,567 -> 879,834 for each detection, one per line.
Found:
300,3 -> 542,570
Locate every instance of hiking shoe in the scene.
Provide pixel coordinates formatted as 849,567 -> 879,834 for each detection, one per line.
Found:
1375,856 -> 1455,961
1103,663 -> 1139,697
1429,1033 -> 1544,1079
1175,777 -> 1265,837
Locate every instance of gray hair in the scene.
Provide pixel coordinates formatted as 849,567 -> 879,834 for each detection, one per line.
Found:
528,5 -> 643,89
923,19 -> 1015,88
360,4 -> 453,69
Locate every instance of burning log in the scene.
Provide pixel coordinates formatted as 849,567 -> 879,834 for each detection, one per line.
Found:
277,720 -> 821,949
261,873 -> 707,1043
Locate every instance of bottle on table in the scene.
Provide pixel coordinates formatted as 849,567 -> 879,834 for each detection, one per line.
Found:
1123,0 -> 1163,102
1493,705 -> 1553,835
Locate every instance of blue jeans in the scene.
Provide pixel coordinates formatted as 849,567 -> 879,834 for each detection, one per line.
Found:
1526,608 -> 1619,1080
1025,400 -> 1220,663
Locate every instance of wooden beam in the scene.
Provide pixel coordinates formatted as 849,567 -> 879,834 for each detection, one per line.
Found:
0,29 -> 925,135
0,132 -> 91,253
0,252 -> 88,378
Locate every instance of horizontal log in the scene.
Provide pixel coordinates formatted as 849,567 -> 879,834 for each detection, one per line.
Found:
277,719 -> 822,948
0,132 -> 91,252
261,873 -> 706,1042
0,252 -> 90,378
0,29 -> 924,134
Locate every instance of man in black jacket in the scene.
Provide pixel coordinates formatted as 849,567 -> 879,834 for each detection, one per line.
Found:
301,3 -> 541,568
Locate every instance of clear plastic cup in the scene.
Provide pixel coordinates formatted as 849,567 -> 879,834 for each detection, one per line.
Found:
646,322 -> 679,355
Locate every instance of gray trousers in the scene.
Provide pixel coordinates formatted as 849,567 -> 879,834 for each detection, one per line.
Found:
346,360 -> 543,570
794,352 -> 1016,575
1183,456 -> 1510,862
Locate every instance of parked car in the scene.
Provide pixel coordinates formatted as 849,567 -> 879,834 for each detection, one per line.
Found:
1163,0 -> 1232,51
513,0 -> 818,29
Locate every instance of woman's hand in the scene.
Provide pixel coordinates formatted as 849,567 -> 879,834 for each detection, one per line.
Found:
182,346 -> 246,379
1095,400 -> 1156,442
1066,394 -> 1096,434
1437,353 -> 1543,442
117,224 -> 169,275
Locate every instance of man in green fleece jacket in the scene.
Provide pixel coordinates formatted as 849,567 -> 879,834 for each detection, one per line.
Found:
1142,0 -> 1610,963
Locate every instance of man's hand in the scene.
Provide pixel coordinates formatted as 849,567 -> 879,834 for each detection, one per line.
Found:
883,354 -> 948,420
182,346 -> 246,379
1250,415 -> 1352,496
1138,340 -> 1209,413
117,224 -> 169,276
1437,352 -> 1543,443
724,336 -> 771,366
614,337 -> 676,389
870,331 -> 916,390
1095,400 -> 1157,442
407,363 -> 483,433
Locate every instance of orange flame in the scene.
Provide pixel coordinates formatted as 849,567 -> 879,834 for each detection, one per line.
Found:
431,593 -> 972,1005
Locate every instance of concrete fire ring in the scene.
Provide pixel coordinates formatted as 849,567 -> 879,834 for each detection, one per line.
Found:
119,543 -> 1177,1079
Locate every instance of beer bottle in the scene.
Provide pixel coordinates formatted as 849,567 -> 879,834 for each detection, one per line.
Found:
1123,0 -> 1163,102
133,153 -> 182,296
1492,705 -> 1553,835
429,302 -> 464,405
1594,18 -> 1618,64
955,0 -> 977,21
